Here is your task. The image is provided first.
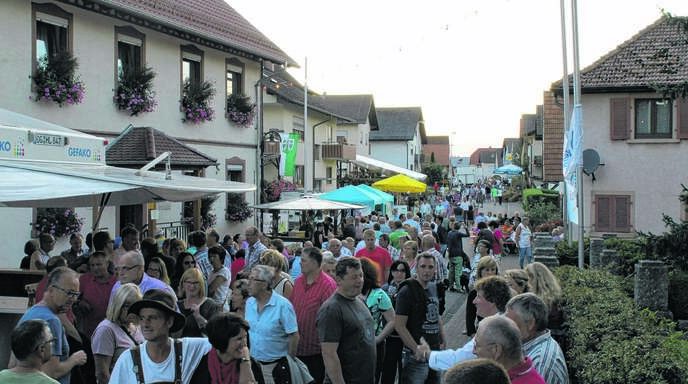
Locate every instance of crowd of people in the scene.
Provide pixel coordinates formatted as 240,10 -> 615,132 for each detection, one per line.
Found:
2,187 -> 570,384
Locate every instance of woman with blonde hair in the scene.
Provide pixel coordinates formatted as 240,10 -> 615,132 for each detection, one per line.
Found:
146,257 -> 171,285
178,267 -> 221,337
92,283 -> 143,384
400,240 -> 418,274
503,269 -> 529,295
465,256 -> 498,337
526,262 -> 563,331
259,249 -> 293,298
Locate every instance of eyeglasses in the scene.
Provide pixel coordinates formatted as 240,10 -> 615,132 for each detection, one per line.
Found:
35,337 -> 57,351
183,261 -> 196,266
51,285 -> 81,299
114,264 -> 140,272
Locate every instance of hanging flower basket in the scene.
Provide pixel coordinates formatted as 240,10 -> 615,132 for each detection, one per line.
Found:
226,93 -> 256,128
181,79 -> 215,124
114,65 -> 157,116
225,193 -> 253,222
265,179 -> 297,202
31,208 -> 84,238
30,51 -> 85,107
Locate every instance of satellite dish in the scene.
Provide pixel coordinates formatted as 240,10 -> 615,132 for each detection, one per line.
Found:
582,149 -> 602,175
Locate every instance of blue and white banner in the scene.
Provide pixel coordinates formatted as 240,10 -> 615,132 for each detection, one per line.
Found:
562,104 -> 582,224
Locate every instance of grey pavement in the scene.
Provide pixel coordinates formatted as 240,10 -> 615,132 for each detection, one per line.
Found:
441,200 -> 522,349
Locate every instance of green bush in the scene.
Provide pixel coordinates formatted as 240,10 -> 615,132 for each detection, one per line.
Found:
556,266 -> 688,384
669,270 -> 688,319
555,238 -> 589,267
526,201 -> 561,229
638,215 -> 688,272
522,188 -> 559,210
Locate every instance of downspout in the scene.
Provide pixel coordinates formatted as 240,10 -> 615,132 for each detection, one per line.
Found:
255,59 -> 265,229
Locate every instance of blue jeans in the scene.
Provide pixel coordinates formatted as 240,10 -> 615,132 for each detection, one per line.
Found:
519,247 -> 532,268
401,348 -> 439,384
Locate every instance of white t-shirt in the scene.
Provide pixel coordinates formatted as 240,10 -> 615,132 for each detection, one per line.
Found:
109,337 -> 211,384
208,266 -> 231,309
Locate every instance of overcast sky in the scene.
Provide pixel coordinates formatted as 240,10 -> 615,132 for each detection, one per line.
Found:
228,0 -> 688,156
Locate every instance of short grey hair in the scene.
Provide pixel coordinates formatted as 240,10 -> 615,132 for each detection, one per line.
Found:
506,293 -> 549,331
479,315 -> 523,361
252,265 -> 275,290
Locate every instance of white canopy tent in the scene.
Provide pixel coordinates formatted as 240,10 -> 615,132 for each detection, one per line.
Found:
352,154 -> 427,181
0,108 -> 255,229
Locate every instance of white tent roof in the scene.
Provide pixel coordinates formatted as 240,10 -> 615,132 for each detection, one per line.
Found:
352,154 -> 427,181
0,108 -> 255,208
252,194 -> 364,211
0,159 -> 255,207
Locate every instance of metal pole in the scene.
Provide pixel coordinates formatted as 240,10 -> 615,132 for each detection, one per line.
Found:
256,61 -> 265,229
304,57 -> 313,193
571,0 -> 584,268
560,0 -> 573,246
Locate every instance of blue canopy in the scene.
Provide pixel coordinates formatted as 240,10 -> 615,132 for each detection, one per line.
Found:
493,164 -> 523,176
320,185 -> 382,211
357,184 -> 393,203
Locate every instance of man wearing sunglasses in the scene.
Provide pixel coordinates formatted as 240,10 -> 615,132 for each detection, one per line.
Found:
13,267 -> 88,384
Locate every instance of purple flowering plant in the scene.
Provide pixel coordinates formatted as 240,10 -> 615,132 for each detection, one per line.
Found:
265,179 -> 297,202
226,93 -> 256,128
32,208 -> 84,238
114,65 -> 157,116
225,193 -> 253,222
181,79 -> 215,124
30,52 -> 85,107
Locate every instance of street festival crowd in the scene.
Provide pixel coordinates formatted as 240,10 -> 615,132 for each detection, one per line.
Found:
3,181 -> 570,384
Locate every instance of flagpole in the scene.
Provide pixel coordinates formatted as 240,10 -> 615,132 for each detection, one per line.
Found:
571,0 -> 584,268
304,56 -> 313,194
560,0 -> 572,246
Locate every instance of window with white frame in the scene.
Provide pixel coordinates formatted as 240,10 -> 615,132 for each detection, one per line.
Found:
635,99 -> 672,139
226,59 -> 243,97
34,5 -> 71,67
116,30 -> 143,77
293,116 -> 305,141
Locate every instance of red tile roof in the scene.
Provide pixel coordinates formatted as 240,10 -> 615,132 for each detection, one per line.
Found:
551,16 -> 688,91
89,0 -> 295,66
106,126 -> 217,170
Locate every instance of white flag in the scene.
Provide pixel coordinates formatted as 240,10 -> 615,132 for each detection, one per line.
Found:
562,104 -> 582,224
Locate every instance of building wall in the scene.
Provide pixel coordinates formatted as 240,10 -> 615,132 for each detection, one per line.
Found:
371,141 -> 408,169
0,0 -> 265,261
581,92 -> 688,235
543,91 -> 564,181
422,143 -> 450,166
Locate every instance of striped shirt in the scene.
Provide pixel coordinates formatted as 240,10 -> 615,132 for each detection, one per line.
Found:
523,329 -> 570,384
290,271 -> 337,356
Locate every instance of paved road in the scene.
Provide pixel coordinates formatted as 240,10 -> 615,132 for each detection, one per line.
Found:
441,200 -> 522,349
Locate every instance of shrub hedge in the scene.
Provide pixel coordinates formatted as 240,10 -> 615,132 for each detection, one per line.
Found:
556,266 -> 688,383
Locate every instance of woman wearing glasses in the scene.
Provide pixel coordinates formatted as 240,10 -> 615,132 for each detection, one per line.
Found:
146,257 -> 171,286
171,251 -> 195,294
92,283 -> 143,384
380,260 -> 411,384
177,268 -> 221,337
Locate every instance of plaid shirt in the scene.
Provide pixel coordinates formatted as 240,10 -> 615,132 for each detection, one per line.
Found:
424,248 -> 448,282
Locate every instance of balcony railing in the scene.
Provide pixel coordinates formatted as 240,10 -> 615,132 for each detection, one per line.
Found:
321,142 -> 356,160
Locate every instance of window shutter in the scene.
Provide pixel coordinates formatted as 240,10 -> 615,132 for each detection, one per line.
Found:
610,98 -> 630,140
595,195 -> 611,232
677,97 -> 688,139
613,196 -> 631,232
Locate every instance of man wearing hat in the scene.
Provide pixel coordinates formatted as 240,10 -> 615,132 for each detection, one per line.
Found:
109,289 -> 211,383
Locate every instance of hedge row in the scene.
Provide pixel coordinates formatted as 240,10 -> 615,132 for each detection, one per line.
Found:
555,266 -> 688,384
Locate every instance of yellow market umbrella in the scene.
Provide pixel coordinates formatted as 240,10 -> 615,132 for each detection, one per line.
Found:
372,174 -> 427,193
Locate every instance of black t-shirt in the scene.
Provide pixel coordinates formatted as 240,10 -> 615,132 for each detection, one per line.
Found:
395,280 -> 441,348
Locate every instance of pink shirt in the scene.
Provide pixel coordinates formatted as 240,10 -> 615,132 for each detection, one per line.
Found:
355,246 -> 393,285
79,272 -> 118,338
290,271 -> 336,356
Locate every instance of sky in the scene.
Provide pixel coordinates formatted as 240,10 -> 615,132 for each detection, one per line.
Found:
228,0 -> 688,156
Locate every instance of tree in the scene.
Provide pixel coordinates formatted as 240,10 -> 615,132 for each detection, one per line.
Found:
422,162 -> 444,185
430,151 -> 436,163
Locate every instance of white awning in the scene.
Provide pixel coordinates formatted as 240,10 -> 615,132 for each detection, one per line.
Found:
0,159 -> 255,208
352,154 -> 427,181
